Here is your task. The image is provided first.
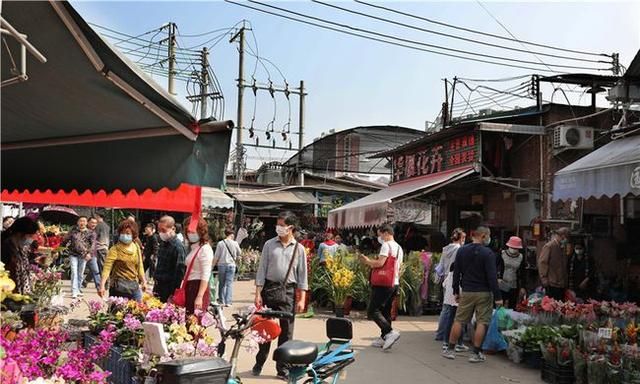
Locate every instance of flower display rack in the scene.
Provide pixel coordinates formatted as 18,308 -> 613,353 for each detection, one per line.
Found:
84,333 -> 136,384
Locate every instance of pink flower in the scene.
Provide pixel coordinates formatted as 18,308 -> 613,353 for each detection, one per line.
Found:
199,312 -> 216,328
124,314 -> 142,330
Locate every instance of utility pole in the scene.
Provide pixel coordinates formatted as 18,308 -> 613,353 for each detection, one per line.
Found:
199,47 -> 209,119
449,77 -> 457,125
442,78 -> 449,127
298,80 -> 305,150
231,26 -> 246,180
167,22 -> 177,95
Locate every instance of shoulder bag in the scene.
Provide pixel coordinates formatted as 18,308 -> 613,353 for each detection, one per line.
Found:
171,246 -> 203,307
370,244 -> 399,288
110,244 -> 144,298
262,244 -> 299,306
222,240 -> 238,263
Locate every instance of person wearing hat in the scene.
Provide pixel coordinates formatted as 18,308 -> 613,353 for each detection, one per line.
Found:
497,236 -> 524,309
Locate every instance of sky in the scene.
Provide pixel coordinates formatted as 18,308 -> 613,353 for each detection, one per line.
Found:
72,1 -> 640,169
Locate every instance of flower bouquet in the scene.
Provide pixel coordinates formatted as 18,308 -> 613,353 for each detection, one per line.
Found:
30,265 -> 63,308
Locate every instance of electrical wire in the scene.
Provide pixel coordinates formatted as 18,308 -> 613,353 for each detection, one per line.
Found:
354,0 -> 611,58
246,0 -> 607,72
225,0 -> 565,73
456,75 -> 531,83
312,0 -> 609,65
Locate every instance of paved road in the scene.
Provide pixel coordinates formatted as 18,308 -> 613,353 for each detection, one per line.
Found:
66,280 -> 542,384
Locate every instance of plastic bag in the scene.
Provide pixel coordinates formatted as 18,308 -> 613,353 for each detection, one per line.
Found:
496,307 -> 513,330
482,310 -> 508,352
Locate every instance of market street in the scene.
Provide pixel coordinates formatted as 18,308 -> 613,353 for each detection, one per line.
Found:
66,280 -> 541,384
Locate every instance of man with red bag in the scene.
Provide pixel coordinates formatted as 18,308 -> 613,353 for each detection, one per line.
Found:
359,224 -> 403,351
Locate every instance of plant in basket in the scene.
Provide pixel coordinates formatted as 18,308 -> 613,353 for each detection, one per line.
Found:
572,347 -> 588,384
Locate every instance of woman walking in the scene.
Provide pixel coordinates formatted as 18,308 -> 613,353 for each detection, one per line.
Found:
184,218 -> 214,314
1,217 -> 39,294
214,227 -> 241,307
99,220 -> 146,302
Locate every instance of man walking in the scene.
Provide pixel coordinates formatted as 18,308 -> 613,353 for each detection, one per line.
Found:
253,211 -> 308,380
142,223 -> 160,282
442,226 -> 502,363
153,216 -> 186,302
64,216 -> 96,299
538,227 -> 570,301
94,212 -> 110,272
359,224 -> 403,351
83,217 -> 102,292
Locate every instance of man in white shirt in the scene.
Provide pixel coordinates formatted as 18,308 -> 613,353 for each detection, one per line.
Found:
359,224 -> 403,351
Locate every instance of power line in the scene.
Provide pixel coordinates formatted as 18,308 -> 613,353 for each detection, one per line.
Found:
312,0 -> 609,65
354,0 -> 611,58
225,0 -> 563,73
242,1 -> 608,72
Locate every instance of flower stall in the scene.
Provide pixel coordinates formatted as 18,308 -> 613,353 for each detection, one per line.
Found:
499,296 -> 640,384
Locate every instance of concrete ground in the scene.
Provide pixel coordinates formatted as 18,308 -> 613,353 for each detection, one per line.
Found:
65,280 -> 542,384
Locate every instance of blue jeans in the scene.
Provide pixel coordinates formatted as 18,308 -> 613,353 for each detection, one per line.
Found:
436,304 -> 464,345
217,264 -> 236,305
69,255 -> 87,296
85,257 -> 101,290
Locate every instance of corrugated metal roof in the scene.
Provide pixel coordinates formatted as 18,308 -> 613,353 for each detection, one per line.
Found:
227,189 -> 319,204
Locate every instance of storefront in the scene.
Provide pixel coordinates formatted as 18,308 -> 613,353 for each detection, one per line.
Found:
553,134 -> 640,302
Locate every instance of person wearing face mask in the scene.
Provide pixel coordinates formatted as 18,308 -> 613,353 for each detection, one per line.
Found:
63,216 -> 96,299
214,227 -> 241,307
497,236 -> 524,309
98,220 -> 146,302
183,218 -> 214,315
360,224 -> 404,351
569,243 -> 592,301
442,226 -> 502,363
142,223 -> 160,282
1,217 -> 39,294
253,211 -> 308,379
538,227 -> 570,301
153,215 -> 186,303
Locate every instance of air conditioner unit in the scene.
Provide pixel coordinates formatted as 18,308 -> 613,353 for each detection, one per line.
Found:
552,125 -> 594,150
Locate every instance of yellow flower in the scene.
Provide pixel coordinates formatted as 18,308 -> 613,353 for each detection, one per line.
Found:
115,311 -> 124,321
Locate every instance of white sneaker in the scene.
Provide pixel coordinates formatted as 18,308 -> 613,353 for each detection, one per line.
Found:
442,348 -> 456,360
371,338 -> 385,348
455,344 -> 470,353
469,352 -> 486,363
382,331 -> 400,350
442,343 -> 448,350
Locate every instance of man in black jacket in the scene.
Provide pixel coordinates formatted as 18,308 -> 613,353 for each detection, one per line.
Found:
442,225 -> 502,363
142,223 -> 160,282
153,216 -> 186,302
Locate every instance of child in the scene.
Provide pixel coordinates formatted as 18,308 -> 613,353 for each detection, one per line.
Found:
442,262 -> 468,351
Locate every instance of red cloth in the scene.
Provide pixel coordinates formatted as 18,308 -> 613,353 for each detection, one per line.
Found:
300,239 -> 315,251
323,240 -> 336,246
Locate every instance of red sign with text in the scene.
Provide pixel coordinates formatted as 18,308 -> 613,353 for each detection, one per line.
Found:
392,132 -> 478,183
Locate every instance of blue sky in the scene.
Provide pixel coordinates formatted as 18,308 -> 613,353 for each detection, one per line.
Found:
72,1 -> 639,168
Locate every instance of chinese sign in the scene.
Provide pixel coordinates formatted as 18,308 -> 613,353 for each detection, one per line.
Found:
392,132 -> 479,183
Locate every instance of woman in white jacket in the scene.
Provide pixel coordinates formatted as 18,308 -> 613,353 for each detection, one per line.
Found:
435,228 -> 466,342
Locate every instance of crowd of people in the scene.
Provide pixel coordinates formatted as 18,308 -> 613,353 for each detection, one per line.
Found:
1,207 -> 608,376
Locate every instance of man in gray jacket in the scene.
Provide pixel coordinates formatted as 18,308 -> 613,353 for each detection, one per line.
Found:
253,211 -> 308,380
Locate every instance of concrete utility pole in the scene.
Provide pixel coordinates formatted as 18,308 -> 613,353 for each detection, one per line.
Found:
298,80 -> 305,150
168,22 -> 177,95
612,53 -> 621,75
200,47 -> 209,119
443,78 -> 449,127
449,76 -> 457,125
231,26 -> 246,180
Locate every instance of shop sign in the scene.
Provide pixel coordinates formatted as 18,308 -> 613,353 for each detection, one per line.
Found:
631,165 -> 640,190
392,132 -> 479,183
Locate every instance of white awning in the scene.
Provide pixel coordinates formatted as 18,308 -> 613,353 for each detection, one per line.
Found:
328,166 -> 476,229
553,135 -> 640,201
201,187 -> 233,209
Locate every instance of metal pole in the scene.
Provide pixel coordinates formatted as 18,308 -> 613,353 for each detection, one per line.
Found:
298,80 -> 305,150
449,77 -> 457,125
443,78 -> 449,127
231,27 -> 246,180
168,23 -> 176,95
535,75 -> 542,111
200,47 -> 209,119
